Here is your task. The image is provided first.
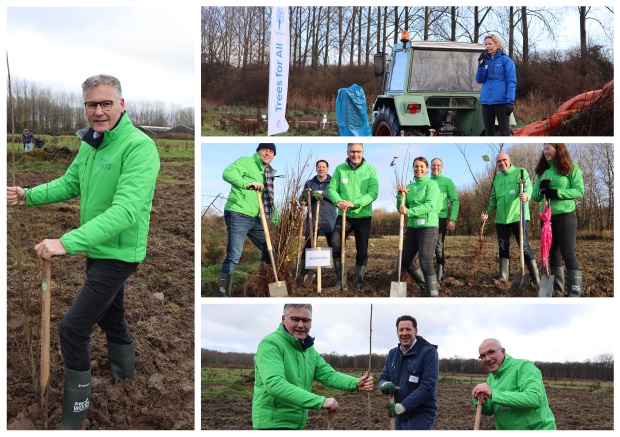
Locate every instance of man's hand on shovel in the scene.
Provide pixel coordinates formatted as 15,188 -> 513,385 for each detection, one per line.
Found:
35,239 -> 66,263
472,382 -> 492,399
322,397 -> 339,411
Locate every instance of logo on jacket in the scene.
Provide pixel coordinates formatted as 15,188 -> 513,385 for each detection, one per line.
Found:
99,158 -> 112,170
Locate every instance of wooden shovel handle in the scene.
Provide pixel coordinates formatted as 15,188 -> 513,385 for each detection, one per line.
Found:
340,209 -> 346,288
474,397 -> 483,430
255,190 -> 279,282
40,259 -> 51,404
327,409 -> 336,430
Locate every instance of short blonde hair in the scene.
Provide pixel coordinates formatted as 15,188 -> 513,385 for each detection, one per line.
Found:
484,34 -> 505,53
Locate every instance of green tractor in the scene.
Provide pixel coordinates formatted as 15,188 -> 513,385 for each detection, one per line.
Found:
372,32 -> 513,136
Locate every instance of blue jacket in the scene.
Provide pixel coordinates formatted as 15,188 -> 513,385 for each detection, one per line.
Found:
300,175 -> 337,234
379,336 -> 439,428
476,49 -> 516,105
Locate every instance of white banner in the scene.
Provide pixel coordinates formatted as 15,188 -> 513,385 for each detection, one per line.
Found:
268,6 -> 290,136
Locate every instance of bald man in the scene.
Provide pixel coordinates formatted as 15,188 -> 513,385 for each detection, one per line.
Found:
472,338 -> 556,430
480,153 -> 539,286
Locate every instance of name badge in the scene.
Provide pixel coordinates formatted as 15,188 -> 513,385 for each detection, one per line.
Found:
417,219 -> 426,225
409,375 -> 419,383
341,178 -> 348,184
509,189 -> 515,195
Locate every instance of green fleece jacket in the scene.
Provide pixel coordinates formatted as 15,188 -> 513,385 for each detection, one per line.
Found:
473,354 -> 556,430
431,173 -> 459,221
252,323 -> 359,429
396,175 -> 440,228
531,160 -> 584,215
486,165 -> 532,224
327,158 -> 378,218
25,113 -> 159,263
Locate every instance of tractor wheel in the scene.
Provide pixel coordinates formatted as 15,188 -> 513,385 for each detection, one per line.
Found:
371,105 -> 400,136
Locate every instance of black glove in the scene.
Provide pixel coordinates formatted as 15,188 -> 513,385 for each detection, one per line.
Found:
505,103 -> 514,116
545,188 -> 559,199
478,52 -> 486,67
539,179 -> 551,191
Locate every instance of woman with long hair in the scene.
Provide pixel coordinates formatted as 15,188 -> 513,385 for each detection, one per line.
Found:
532,143 -> 585,296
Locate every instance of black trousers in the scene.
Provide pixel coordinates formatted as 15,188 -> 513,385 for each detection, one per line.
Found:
402,227 -> 438,277
482,104 -> 511,136
435,218 -> 448,265
547,211 -> 579,270
331,216 -> 372,266
59,258 -> 139,371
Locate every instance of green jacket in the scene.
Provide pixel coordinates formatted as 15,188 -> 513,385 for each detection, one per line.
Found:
531,160 -> 584,215
486,165 -> 532,224
223,153 -> 279,223
327,158 -> 378,218
431,173 -> 459,221
473,354 -> 556,430
396,175 -> 440,229
25,113 -> 159,263
252,323 -> 359,429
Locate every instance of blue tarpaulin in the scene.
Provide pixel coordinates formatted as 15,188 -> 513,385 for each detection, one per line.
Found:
336,84 -> 371,136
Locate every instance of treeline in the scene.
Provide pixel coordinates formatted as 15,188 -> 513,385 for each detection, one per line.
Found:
201,6 -> 613,106
7,78 -> 194,134
201,349 -> 613,381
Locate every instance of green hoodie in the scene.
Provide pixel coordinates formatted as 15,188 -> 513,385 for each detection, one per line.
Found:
25,113 -> 159,263
396,175 -> 440,228
473,354 -> 556,430
531,160 -> 584,215
327,158 -> 378,218
431,173 -> 459,221
486,165 -> 533,224
252,323 -> 359,429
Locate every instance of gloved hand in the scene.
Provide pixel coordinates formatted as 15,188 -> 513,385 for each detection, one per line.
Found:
380,382 -> 397,395
386,403 -> 406,418
544,188 -> 558,199
505,103 -> 514,116
539,179 -> 551,191
312,190 -> 323,201
478,52 -> 486,67
246,182 -> 264,191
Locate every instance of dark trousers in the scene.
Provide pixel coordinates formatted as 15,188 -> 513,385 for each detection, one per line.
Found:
548,211 -> 579,270
482,104 -> 511,136
434,218 -> 448,265
496,221 -> 534,261
304,232 -> 333,250
59,258 -> 139,372
331,216 -> 371,266
402,227 -> 438,276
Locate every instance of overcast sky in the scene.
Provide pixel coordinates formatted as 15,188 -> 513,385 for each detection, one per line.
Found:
202,142 -> 543,213
201,301 -> 613,363
6,6 -> 195,107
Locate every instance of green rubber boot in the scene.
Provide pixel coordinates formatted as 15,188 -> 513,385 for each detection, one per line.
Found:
566,270 -> 582,297
219,273 -> 233,297
108,342 -> 135,382
435,263 -> 444,283
353,265 -> 367,291
330,259 -> 348,291
425,275 -> 439,297
525,258 -> 541,286
551,267 -> 565,295
498,258 -> 510,281
405,265 -> 426,293
61,369 -> 91,430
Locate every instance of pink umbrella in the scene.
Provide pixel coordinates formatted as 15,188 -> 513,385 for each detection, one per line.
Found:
539,199 -> 552,267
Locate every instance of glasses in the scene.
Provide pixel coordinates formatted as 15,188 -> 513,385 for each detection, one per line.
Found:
84,100 -> 115,112
478,348 -> 501,360
496,158 -> 509,164
286,316 -> 312,326
348,150 -> 363,155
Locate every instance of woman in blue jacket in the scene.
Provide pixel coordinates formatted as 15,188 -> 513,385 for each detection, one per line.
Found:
476,34 -> 516,136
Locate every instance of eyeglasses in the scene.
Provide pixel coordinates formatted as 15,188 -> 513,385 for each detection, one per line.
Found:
286,316 -> 312,326
478,348 -> 501,360
348,150 -> 363,154
496,158 -> 509,164
84,100 -> 115,112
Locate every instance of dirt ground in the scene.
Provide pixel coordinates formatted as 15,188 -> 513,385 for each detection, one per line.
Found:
204,234 -> 614,298
201,379 -> 613,430
6,155 -> 194,430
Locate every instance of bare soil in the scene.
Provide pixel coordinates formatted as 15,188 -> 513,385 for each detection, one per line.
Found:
201,378 -> 613,430
6,155 -> 194,430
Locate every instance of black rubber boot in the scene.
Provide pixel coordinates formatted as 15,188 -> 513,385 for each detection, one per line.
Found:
566,270 -> 582,297
435,263 -> 444,283
61,369 -> 91,430
353,265 -> 366,291
405,265 -> 426,293
108,342 -> 135,382
498,258 -> 510,281
551,267 -> 565,295
425,275 -> 439,297
525,258 -> 541,286
330,259 -> 348,291
219,273 -> 233,297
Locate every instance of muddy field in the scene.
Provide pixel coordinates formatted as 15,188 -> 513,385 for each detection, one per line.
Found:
6,152 -> 194,429
204,234 -> 614,298
201,376 -> 613,430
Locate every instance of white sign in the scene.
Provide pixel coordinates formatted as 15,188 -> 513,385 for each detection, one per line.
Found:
305,247 -> 332,268
268,7 -> 290,136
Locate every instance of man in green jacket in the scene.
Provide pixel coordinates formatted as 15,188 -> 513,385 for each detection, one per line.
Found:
327,143 -> 379,291
220,144 -> 279,296
480,152 -> 540,285
430,158 -> 459,282
472,338 -> 556,430
7,74 -> 160,429
252,304 -> 374,429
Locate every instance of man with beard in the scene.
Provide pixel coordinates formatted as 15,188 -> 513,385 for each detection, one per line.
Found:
252,304 -> 373,429
472,338 -> 556,430
378,315 -> 439,430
